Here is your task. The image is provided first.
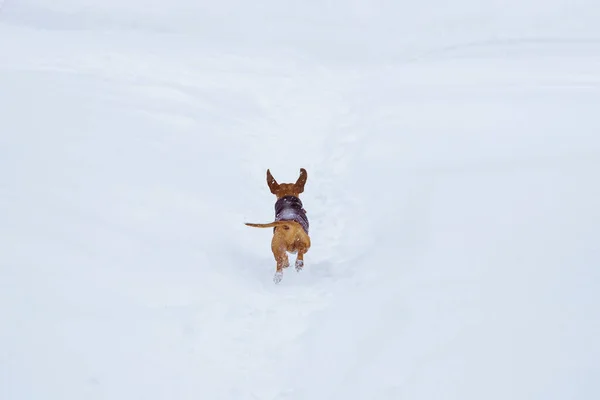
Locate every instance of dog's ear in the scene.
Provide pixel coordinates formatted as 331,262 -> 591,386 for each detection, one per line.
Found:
266,169 -> 280,194
295,168 -> 307,193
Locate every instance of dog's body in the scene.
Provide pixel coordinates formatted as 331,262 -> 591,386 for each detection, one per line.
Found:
245,168 -> 311,283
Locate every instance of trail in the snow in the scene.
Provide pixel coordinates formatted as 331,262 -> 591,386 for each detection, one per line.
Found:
3,1 -> 600,400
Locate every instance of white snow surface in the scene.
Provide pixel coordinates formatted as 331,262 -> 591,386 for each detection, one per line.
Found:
1,1 -> 599,399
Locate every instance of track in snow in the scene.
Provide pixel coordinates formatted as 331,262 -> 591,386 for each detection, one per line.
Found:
1,1 -> 599,399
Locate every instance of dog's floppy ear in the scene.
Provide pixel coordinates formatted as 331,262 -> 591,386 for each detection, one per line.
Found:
295,168 -> 307,193
266,169 -> 280,194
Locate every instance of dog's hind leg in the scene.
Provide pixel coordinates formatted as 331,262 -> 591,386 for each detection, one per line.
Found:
294,232 -> 310,272
295,249 -> 306,272
273,254 -> 289,283
271,240 -> 289,284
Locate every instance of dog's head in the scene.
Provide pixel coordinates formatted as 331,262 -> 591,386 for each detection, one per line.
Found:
266,168 -> 307,198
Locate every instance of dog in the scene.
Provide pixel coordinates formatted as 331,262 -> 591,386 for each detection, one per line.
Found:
245,168 -> 311,283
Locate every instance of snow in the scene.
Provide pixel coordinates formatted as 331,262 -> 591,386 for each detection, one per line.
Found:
1,1 -> 599,399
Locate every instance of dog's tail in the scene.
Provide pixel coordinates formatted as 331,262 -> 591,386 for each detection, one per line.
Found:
244,221 -> 291,228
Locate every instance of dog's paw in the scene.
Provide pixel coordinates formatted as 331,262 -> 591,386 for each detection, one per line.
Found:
273,271 -> 283,284
295,260 -> 304,272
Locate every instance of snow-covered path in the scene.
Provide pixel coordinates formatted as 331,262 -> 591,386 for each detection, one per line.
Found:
2,1 -> 599,399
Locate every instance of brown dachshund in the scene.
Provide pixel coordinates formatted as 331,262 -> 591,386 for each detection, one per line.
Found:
245,168 -> 311,283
